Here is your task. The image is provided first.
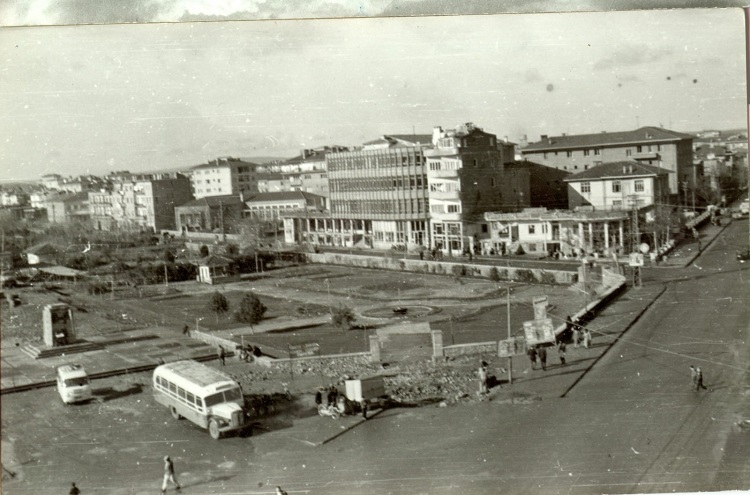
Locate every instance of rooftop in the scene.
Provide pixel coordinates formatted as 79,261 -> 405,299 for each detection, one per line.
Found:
563,161 -> 672,181
244,191 -> 324,203
485,207 -> 629,222
523,126 -> 694,152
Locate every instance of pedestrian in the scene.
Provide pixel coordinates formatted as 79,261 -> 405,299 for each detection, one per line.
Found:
361,400 -> 368,420
689,365 -> 697,389
537,345 -> 547,371
694,367 -> 708,391
315,388 -> 323,407
275,487 -> 288,495
527,346 -> 538,370
218,346 -> 226,366
253,345 -> 262,358
572,322 -> 580,349
478,363 -> 488,394
326,385 -> 335,406
583,328 -> 592,349
69,482 -> 81,495
182,324 -> 190,336
558,341 -> 567,366
419,250 -> 424,260
161,455 -> 180,493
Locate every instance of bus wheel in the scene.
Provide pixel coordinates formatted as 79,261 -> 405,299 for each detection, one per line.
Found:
170,407 -> 183,420
209,419 -> 221,440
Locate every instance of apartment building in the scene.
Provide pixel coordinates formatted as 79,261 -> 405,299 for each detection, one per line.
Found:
521,126 -> 693,197
424,123 -> 528,254
189,158 -> 262,199
46,192 -> 90,224
89,172 -> 193,232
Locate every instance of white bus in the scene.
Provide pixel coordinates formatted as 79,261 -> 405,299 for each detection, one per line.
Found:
56,364 -> 92,404
153,360 -> 251,439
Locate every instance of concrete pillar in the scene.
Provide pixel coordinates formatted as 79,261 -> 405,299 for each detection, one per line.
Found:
588,223 -> 593,251
578,222 -> 584,254
619,221 -> 624,249
369,335 -> 381,363
604,222 -> 610,250
432,330 -> 444,361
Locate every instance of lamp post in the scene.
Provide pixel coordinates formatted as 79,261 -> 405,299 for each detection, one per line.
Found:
581,255 -> 589,309
325,278 -> 332,315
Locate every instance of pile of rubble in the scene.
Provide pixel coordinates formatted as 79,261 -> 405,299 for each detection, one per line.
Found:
385,357 -> 483,405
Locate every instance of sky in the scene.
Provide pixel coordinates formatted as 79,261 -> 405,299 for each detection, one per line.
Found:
0,8 -> 746,181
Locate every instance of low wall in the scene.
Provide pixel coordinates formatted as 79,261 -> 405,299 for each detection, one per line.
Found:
443,341 -> 496,358
191,330 -> 236,356
306,252 -> 576,285
269,354 -> 374,377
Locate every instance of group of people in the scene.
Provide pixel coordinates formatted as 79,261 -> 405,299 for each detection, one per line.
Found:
567,315 -> 593,349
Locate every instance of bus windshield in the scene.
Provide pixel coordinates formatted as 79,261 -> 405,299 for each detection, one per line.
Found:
64,377 -> 89,387
204,387 -> 242,407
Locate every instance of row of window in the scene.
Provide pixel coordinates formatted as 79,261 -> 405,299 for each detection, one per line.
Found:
155,376 -> 205,411
332,199 -> 429,215
429,181 -> 461,193
541,144 -> 662,160
430,203 -> 461,213
329,176 -> 427,192
328,153 -> 424,171
580,180 -> 645,194
427,159 -> 462,171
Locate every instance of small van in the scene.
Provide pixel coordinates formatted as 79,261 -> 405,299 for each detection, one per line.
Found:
56,364 -> 92,404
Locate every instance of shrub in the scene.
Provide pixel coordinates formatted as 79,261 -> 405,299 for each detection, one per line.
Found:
514,244 -> 526,256
208,291 -> 229,323
86,281 -> 110,295
488,267 -> 501,282
200,245 -> 209,257
538,270 -> 557,285
514,269 -> 537,284
331,303 -> 355,331
234,292 -> 267,326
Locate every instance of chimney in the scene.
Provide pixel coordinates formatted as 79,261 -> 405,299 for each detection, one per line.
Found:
301,149 -> 307,159
540,134 -> 548,140
432,126 -> 443,145
504,135 -> 509,143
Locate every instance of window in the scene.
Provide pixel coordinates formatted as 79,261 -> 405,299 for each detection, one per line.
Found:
594,149 -> 601,156
626,150 -> 632,157
543,152 -> 548,159
581,182 -> 591,193
583,150 -> 590,156
566,151 -> 573,158
613,200 -> 622,208
447,204 -> 460,213
528,225 -> 536,234
657,144 -> 661,152
612,181 -> 621,193
637,145 -> 643,153
634,179 -> 644,192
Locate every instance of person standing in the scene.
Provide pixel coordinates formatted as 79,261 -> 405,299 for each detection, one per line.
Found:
478,363 -> 488,394
527,346 -> 538,370
161,456 -> 180,493
69,482 -> 81,495
572,323 -> 580,349
537,345 -> 547,371
314,388 -> 323,408
689,365 -> 697,390
182,325 -> 190,337
218,346 -> 226,366
361,400 -> 368,420
583,329 -> 592,349
275,487 -> 288,495
558,341 -> 567,366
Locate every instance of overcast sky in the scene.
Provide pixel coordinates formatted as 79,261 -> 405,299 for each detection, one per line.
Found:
0,8 -> 745,181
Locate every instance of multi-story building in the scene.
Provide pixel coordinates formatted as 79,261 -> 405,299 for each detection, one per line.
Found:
189,158 -> 262,199
424,123 -> 527,254
90,172 -> 193,232
521,126 -> 693,198
324,133 -> 432,249
485,207 -> 630,258
245,191 -> 326,220
174,194 -> 246,234
282,124 -> 531,252
46,192 -> 90,224
564,161 -> 670,212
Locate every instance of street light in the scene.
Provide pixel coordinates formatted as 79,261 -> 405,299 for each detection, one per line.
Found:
581,255 -> 589,310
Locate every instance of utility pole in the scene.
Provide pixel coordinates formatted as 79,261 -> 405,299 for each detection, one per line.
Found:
219,199 -> 226,243
629,194 -> 640,253
506,287 -> 513,385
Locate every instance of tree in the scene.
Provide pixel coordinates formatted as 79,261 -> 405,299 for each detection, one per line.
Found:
225,243 -> 240,257
234,292 -> 267,333
208,291 -> 229,324
200,245 -> 209,257
331,303 -> 355,331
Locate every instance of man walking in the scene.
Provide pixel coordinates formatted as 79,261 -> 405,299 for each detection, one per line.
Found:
527,346 -> 538,370
218,346 -> 226,366
557,341 -> 566,366
537,345 -> 547,371
583,328 -> 592,349
69,482 -> 81,495
182,325 -> 190,337
161,456 -> 180,493
689,365 -> 697,390
572,323 -> 580,349
478,362 -> 488,394
694,367 -> 708,391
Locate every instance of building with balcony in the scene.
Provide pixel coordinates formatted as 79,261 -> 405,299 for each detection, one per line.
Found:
424,123 -> 528,254
521,126 -> 693,198
174,194 -> 246,234
484,207 -> 630,258
90,173 -> 193,232
564,161 -> 670,212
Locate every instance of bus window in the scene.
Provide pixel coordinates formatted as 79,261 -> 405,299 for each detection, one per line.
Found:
168,382 -> 176,394
186,392 -> 195,405
178,388 -> 186,400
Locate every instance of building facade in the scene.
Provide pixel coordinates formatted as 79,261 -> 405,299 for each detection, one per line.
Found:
189,158 -> 262,199
564,161 -> 671,212
521,126 -> 693,198
174,194 -> 246,234
45,192 -> 90,224
485,208 -> 630,258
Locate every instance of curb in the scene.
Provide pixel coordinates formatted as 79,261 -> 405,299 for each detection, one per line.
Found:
559,284 -> 668,398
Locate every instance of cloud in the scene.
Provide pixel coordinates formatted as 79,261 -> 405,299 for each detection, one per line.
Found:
593,44 -> 675,71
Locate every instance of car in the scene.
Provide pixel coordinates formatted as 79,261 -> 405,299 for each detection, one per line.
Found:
740,199 -> 749,215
